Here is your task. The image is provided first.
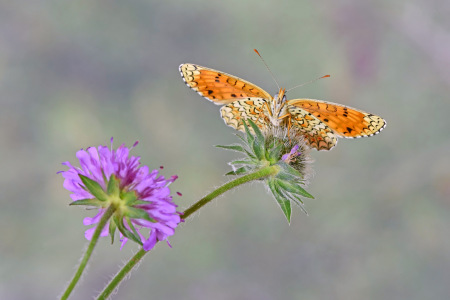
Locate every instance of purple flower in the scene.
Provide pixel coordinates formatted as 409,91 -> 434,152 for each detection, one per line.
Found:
60,138 -> 181,251
282,144 -> 301,163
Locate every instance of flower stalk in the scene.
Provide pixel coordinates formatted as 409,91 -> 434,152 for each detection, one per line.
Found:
183,164 -> 280,219
97,247 -> 148,300
61,205 -> 115,300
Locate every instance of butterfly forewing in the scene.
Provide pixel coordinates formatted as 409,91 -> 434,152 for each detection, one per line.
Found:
179,64 -> 273,104
288,99 -> 386,138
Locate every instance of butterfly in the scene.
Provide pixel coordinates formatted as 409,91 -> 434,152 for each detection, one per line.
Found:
179,63 -> 386,151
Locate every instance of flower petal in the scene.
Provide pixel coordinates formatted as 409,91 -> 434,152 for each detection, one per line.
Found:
60,139 -> 181,250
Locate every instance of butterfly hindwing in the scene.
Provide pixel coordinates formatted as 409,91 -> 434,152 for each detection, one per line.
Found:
288,99 -> 386,138
288,106 -> 338,151
179,64 -> 273,105
220,98 -> 270,132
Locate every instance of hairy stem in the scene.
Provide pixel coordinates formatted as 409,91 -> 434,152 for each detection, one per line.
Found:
61,205 -> 115,300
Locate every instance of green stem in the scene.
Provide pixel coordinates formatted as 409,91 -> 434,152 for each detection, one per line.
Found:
96,165 -> 280,300
61,205 -> 115,300
97,247 -> 148,300
182,165 -> 280,219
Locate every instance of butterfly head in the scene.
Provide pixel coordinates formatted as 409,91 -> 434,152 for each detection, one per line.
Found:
273,88 -> 286,103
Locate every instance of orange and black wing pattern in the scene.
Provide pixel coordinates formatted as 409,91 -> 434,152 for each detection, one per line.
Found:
220,98 -> 270,132
179,63 -> 386,151
287,105 -> 338,150
179,64 -> 272,105
288,99 -> 386,139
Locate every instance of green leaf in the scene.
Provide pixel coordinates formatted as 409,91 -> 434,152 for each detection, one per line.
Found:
274,169 -> 300,182
229,159 -> 253,166
280,190 -> 308,215
234,133 -> 248,144
109,219 -> 117,244
115,216 -> 142,245
106,175 -> 120,196
243,120 -> 255,145
272,179 -> 311,215
289,193 -> 308,215
215,144 -> 246,153
267,142 -> 283,163
244,120 -> 264,160
247,119 -> 265,146
276,179 -> 314,199
243,148 -> 257,159
121,191 -> 138,205
126,207 -> 156,222
252,140 -> 264,160
133,199 -> 151,206
278,162 -> 304,179
79,175 -> 108,201
125,216 -> 141,240
225,167 -> 248,176
69,198 -> 104,207
267,179 -> 292,224
274,190 -> 292,224
289,192 -> 304,205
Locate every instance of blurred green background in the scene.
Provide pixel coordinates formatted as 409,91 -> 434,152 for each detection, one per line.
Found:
1,0 -> 450,299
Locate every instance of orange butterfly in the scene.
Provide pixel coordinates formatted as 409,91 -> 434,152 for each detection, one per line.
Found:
179,62 -> 386,151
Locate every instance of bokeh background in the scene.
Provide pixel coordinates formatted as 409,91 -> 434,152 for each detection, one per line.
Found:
1,0 -> 450,299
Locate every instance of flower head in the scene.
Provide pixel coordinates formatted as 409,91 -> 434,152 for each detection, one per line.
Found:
217,121 -> 314,223
262,124 -> 313,184
60,138 -> 181,251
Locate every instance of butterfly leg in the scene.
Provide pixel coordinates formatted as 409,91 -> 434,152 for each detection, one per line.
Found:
278,113 -> 293,141
264,102 -> 273,117
254,101 -> 272,125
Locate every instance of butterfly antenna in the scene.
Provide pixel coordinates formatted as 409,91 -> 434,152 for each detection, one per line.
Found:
254,49 -> 280,90
286,74 -> 330,93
